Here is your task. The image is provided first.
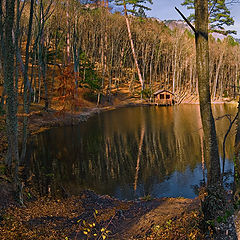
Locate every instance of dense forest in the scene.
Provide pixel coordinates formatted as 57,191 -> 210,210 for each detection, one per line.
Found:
1,0 -> 240,239
1,0 -> 240,110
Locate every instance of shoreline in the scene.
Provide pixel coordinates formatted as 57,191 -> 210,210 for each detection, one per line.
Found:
0,98 -> 240,239
27,99 -> 239,136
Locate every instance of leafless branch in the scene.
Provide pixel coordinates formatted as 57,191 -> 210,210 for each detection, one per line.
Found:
175,7 -> 196,34
216,112 -> 239,178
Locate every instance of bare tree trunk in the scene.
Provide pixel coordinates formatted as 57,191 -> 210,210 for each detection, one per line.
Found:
172,43 -> 178,93
234,64 -> 238,99
234,98 -> 240,200
4,0 -> 18,166
123,1 -> 144,91
0,1 -> 4,112
212,51 -> 224,100
73,22 -> 81,87
66,0 -> 70,64
108,41 -> 114,102
38,51 -> 42,103
42,47 -> 49,109
2,0 -> 23,204
20,0 -> 34,163
149,44 -> 155,99
0,0 -> 3,62
14,43 -> 32,92
36,0 -> 52,110
200,131 -> 206,184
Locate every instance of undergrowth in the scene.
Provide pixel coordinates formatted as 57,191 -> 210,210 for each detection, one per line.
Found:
146,210 -> 206,240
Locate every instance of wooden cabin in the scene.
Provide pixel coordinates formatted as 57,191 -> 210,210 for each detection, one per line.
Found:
153,89 -> 174,106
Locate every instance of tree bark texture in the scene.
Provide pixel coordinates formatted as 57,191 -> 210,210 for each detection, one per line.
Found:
234,99 -> 240,199
4,0 -> 19,170
21,0 -> 34,162
195,0 -> 221,187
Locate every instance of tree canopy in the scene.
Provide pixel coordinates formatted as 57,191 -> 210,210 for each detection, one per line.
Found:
114,0 -> 152,15
182,0 -> 235,34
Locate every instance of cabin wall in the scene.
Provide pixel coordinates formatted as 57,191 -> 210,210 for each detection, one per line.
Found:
155,92 -> 173,105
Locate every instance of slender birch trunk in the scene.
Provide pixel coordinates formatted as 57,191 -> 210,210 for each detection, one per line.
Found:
123,1 -> 144,91
212,51 -> 224,100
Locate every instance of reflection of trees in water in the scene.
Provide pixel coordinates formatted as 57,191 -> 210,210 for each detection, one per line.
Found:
133,126 -> 144,191
25,106 -> 236,198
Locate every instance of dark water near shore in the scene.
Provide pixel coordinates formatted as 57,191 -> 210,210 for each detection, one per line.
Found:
26,104 -> 237,200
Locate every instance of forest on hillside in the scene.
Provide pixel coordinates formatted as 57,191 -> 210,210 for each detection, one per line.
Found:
1,0 -> 239,112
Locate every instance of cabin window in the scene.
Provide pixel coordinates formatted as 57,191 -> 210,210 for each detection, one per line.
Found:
166,94 -> 170,99
160,94 -> 164,99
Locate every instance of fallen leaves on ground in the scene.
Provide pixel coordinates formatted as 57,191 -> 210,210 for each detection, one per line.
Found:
0,191 -> 206,240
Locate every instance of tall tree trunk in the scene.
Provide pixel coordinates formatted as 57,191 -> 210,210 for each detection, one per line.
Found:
42,47 -> 49,110
212,51 -> 224,100
195,0 -> 222,220
0,0 -> 3,61
66,0 -> 70,64
235,64 -> 238,99
172,43 -> 178,93
195,0 -> 220,187
234,98 -> 240,200
13,41 -> 32,92
123,1 -> 144,91
3,0 -> 23,204
149,44 -> 155,97
20,0 -> 34,163
73,23 -> 80,87
0,1 -> 4,112
4,0 -> 18,167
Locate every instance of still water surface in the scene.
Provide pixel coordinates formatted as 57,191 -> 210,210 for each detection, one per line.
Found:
26,104 -> 237,200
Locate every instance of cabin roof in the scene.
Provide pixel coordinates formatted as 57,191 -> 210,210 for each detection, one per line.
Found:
153,89 -> 174,96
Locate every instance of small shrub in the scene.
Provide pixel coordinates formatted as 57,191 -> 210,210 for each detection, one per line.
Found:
74,209 -> 111,239
0,164 -> 6,175
141,88 -> 152,99
83,91 -> 98,102
140,194 -> 153,201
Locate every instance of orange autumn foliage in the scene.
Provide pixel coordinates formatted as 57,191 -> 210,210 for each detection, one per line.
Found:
54,65 -> 81,112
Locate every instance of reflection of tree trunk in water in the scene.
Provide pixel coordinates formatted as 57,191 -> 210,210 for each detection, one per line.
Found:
176,139 -> 183,163
105,137 -> 112,174
200,131 -> 206,184
134,127 -> 145,192
105,138 -> 109,162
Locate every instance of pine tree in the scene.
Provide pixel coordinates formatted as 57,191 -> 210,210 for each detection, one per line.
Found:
182,0 -> 235,34
195,0 -> 224,222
